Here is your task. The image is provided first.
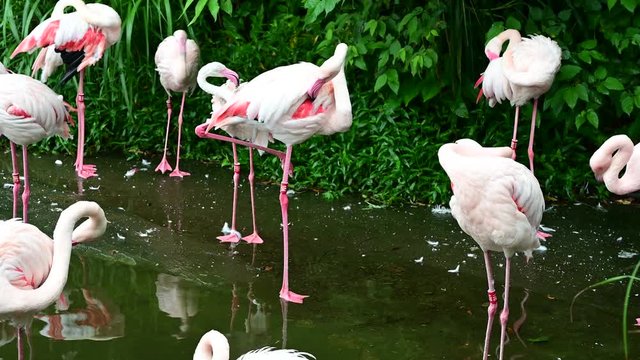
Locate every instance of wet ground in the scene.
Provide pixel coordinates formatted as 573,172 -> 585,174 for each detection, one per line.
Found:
0,153 -> 639,359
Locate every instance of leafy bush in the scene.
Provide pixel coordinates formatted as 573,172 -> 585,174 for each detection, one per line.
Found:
1,0 -> 637,205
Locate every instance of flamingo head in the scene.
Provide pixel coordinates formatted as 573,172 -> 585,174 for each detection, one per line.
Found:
222,68 -> 239,87
485,49 -> 499,61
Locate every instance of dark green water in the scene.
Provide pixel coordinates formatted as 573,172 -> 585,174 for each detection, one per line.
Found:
0,153 -> 639,359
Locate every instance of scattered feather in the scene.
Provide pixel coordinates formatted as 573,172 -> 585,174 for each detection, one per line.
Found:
448,265 -> 460,273
414,256 -> 424,264
54,159 -> 63,165
618,250 -> 638,259
124,168 -> 138,178
431,205 -> 451,214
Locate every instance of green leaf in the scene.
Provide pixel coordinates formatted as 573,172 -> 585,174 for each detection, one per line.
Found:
603,77 -> 625,90
385,69 -> 400,94
220,0 -> 232,15
587,109 -> 599,128
621,0 -> 637,12
564,87 -> 579,109
557,65 -> 582,81
207,0 -> 220,20
505,16 -> 521,30
575,111 -> 586,130
188,0 -> 209,25
364,20 -> 377,36
577,50 -> 591,64
389,40 -> 401,57
621,92 -> 634,115
558,10 -> 571,21
377,50 -> 389,69
580,39 -> 597,49
594,66 -> 607,80
575,84 -> 589,102
608,0 -> 618,10
374,73 -> 388,92
634,86 -> 640,107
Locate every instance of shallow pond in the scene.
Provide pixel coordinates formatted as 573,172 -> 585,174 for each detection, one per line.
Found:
0,153 -> 639,359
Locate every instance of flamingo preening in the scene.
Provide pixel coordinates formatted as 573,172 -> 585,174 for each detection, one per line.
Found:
590,134 -> 640,195
196,43 -> 352,303
438,139 -> 549,360
475,29 -> 561,174
11,0 -> 122,179
197,61 -> 268,244
0,71 -> 72,222
0,201 -> 107,360
154,30 -> 200,177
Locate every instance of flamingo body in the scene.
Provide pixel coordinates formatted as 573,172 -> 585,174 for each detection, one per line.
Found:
476,29 -> 561,172
438,139 -> 547,360
193,330 -> 315,360
154,30 -> 200,177
590,134 -> 640,195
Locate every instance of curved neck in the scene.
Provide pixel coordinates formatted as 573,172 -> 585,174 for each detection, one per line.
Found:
197,72 -> 234,101
324,65 -> 352,133
193,330 -> 229,360
486,29 -> 521,58
53,0 -> 117,28
602,141 -> 640,194
0,201 -> 106,315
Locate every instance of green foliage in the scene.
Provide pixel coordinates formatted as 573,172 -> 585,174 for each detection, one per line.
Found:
1,0 -> 637,205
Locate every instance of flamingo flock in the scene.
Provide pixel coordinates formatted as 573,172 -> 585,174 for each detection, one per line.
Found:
0,1 -> 636,358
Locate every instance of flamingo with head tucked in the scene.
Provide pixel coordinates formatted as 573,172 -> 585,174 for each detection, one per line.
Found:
196,43 -> 352,303
11,0 -> 122,179
0,201 -> 107,360
475,29 -> 561,174
197,61 -> 267,244
438,139 -> 549,360
154,30 -> 200,178
193,329 -> 315,360
589,134 -> 640,195
0,72 -> 72,223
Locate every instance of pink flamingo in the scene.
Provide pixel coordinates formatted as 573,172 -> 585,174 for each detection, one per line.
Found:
0,201 -> 107,360
154,30 -> 200,177
438,139 -> 549,360
196,43 -> 351,304
197,62 -> 267,244
475,29 -> 561,173
11,0 -> 122,179
589,134 -> 640,195
0,72 -> 72,223
193,329 -> 315,360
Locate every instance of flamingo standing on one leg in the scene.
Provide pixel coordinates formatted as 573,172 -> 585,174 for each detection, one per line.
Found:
475,29 -> 561,174
438,139 -> 549,360
193,329 -> 315,360
589,134 -> 640,195
197,62 -> 268,244
0,72 -> 72,223
11,0 -> 122,179
154,30 -> 200,177
196,43 -> 352,303
0,201 -> 107,360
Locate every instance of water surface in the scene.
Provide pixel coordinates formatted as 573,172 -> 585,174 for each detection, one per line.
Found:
0,153 -> 638,359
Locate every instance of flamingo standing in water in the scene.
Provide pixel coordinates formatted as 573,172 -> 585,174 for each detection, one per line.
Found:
475,29 -> 561,174
438,139 -> 549,360
0,201 -> 107,360
0,72 -> 72,223
11,0 -> 122,179
589,134 -> 640,195
193,329 -> 315,360
196,43 -> 352,303
197,62 -> 268,244
154,30 -> 200,177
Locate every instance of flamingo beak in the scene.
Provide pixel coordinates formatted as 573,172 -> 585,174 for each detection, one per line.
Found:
308,78 -> 325,99
223,69 -> 239,86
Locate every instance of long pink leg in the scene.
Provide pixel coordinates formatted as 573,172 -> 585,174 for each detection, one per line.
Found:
242,147 -> 265,244
21,145 -> 30,223
528,99 -> 539,174
16,327 -> 23,360
510,106 -> 520,160
155,95 -> 173,174
218,143 -> 241,243
10,142 -> 20,219
170,92 -> 190,177
498,257 -> 511,360
74,70 -> 97,179
482,251 -> 498,360
279,145 -> 307,303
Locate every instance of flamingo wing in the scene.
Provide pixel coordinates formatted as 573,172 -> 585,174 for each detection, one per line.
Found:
503,35 -> 561,88
237,346 -> 316,360
0,220 -> 53,291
